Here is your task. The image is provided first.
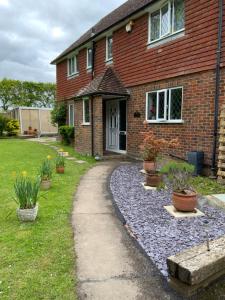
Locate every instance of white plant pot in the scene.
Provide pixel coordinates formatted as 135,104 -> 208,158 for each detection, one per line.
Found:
17,203 -> 39,222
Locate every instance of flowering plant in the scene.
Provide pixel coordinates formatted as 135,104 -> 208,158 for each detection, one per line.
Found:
39,158 -> 53,181
14,175 -> 41,209
139,122 -> 179,161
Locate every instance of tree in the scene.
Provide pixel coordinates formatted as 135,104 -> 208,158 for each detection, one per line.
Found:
0,79 -> 56,111
51,103 -> 67,127
0,78 -> 21,111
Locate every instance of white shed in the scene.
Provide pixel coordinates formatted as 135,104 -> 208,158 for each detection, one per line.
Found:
9,107 -> 58,136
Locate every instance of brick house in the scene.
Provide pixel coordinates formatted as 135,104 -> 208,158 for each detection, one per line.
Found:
51,0 -> 225,172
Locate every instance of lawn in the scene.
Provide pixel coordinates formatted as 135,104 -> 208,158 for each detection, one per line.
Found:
0,139 -> 95,300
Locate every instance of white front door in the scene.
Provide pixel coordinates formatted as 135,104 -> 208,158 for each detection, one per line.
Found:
106,101 -> 119,151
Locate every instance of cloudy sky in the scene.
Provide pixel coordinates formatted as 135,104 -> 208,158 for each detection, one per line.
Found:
0,0 -> 125,83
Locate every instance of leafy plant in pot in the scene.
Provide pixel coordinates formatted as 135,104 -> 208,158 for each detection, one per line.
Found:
139,123 -> 179,186
14,174 -> 41,222
39,156 -> 53,190
160,162 -> 197,212
56,154 -> 65,174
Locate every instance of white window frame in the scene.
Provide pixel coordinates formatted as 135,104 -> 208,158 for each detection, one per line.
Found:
146,87 -> 183,123
68,103 -> 74,126
67,55 -> 79,77
106,35 -> 113,62
82,98 -> 90,125
148,0 -> 184,44
86,48 -> 92,69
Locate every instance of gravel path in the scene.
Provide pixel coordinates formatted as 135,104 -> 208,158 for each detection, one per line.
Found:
110,164 -> 225,277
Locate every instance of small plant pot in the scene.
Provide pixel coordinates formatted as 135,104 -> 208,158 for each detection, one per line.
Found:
41,179 -> 51,190
145,172 -> 162,187
56,166 -> 65,174
172,191 -> 198,212
143,161 -> 156,173
17,203 -> 38,222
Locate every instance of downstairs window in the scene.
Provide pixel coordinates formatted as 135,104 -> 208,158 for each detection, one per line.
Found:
146,87 -> 183,122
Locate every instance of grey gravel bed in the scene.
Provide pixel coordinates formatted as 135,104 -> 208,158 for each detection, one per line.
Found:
110,164 -> 225,278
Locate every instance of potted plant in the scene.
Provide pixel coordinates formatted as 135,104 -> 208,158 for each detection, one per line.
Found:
56,155 -> 65,174
14,175 -> 41,222
139,123 -> 178,174
39,157 -> 53,190
28,126 -> 33,135
160,162 -> 197,212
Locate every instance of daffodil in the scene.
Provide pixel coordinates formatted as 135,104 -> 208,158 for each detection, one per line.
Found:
47,155 -> 52,160
21,171 -> 27,177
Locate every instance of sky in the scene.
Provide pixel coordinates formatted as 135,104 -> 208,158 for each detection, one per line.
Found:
0,0 -> 125,83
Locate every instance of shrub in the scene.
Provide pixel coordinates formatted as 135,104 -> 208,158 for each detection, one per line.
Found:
59,125 -> 74,145
6,119 -> 20,136
160,161 -> 195,193
39,158 -> 53,181
56,155 -> 65,168
14,175 -> 41,209
51,103 -> 67,127
139,123 -> 179,161
0,114 -> 8,136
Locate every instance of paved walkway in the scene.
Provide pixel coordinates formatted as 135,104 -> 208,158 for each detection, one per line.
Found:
72,161 -> 177,300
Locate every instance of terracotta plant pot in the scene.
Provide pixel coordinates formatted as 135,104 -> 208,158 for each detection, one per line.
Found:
17,203 -> 38,222
56,166 -> 65,174
145,172 -> 162,187
172,191 -> 198,212
143,161 -> 156,173
40,179 -> 51,190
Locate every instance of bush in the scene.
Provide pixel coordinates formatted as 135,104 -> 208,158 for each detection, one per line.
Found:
160,161 -> 195,193
59,125 -> 74,145
6,119 -> 20,136
51,103 -> 67,127
0,114 -> 8,136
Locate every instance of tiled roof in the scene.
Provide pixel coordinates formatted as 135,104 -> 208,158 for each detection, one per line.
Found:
75,67 -> 130,98
51,0 -> 154,64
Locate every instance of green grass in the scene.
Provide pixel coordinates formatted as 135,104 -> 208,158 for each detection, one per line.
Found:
48,141 -> 95,164
0,139 -> 95,299
191,176 -> 225,195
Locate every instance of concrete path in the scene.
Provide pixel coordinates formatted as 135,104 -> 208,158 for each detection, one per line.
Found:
72,161 -> 177,300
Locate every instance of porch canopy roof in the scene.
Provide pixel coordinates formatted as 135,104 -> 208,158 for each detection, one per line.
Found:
74,68 -> 130,99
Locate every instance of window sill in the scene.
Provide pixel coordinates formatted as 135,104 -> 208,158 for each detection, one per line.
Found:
67,73 -> 79,80
86,67 -> 92,73
146,120 -> 184,124
81,122 -> 91,126
147,30 -> 185,49
105,58 -> 113,65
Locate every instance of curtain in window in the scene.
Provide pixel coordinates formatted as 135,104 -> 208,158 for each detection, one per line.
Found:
151,11 -> 160,41
173,0 -> 184,32
161,4 -> 169,36
147,92 -> 157,120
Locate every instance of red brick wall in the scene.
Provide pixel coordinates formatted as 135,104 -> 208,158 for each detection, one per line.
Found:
56,0 -> 221,101
127,69 -> 225,166
74,99 -> 92,155
74,96 -> 104,156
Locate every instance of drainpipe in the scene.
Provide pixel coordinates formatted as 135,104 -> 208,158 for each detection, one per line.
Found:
211,0 -> 223,177
91,41 -> 96,156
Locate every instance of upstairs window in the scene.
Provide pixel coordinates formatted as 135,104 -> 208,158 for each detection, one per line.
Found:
87,48 -> 93,69
83,98 -> 90,124
149,0 -> 184,43
146,87 -> 183,122
68,55 -> 79,76
106,36 -> 113,61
